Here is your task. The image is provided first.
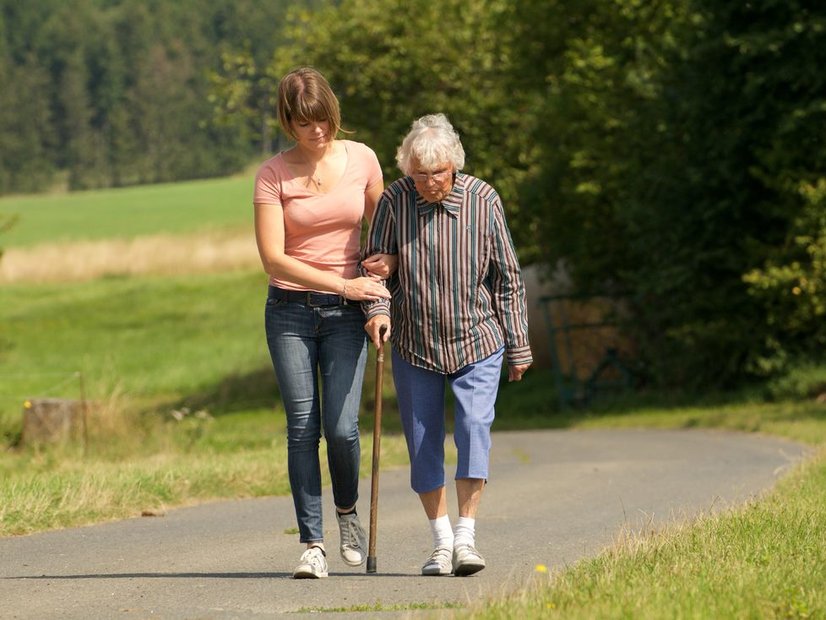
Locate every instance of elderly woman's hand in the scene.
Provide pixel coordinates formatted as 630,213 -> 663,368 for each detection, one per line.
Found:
365,316 -> 391,349
508,363 -> 531,382
362,253 -> 398,279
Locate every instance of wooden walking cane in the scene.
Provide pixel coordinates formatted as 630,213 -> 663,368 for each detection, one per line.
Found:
366,325 -> 387,574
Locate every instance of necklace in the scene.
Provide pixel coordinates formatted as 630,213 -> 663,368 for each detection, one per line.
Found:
293,144 -> 334,190
296,153 -> 323,189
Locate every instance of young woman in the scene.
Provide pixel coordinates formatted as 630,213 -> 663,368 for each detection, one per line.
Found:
253,67 -> 393,579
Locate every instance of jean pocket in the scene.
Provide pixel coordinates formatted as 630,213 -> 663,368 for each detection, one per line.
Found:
266,297 -> 288,307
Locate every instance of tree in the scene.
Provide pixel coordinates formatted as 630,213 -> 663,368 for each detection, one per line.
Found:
267,0 -> 533,236
0,0 -> 286,194
516,0 -> 826,386
208,45 -> 279,157
0,51 -> 54,193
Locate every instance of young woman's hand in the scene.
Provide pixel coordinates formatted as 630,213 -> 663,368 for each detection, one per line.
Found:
342,275 -> 390,301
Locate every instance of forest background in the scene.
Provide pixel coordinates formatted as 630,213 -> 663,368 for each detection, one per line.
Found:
1,0 -> 825,390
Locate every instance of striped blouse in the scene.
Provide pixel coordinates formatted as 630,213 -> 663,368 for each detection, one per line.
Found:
363,172 -> 532,373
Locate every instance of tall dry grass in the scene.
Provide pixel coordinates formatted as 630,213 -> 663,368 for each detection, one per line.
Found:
0,230 -> 261,283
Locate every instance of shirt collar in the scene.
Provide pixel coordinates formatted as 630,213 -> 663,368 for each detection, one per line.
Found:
415,173 -> 466,217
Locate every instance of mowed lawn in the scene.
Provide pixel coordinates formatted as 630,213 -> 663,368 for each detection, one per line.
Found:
0,174 -> 253,248
1,175 -> 265,424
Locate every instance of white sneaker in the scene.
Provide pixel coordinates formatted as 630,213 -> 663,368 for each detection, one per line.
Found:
336,511 -> 367,566
293,546 -> 328,579
452,543 -> 486,576
421,545 -> 453,576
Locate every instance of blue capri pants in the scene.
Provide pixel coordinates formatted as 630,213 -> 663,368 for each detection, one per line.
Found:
391,347 -> 504,494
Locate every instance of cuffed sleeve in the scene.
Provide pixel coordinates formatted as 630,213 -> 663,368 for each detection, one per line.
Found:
488,194 -> 533,366
360,192 -> 396,318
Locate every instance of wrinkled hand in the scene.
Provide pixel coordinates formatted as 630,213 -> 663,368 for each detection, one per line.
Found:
365,316 -> 391,349
362,253 -> 398,279
508,363 -> 531,382
343,275 -> 390,302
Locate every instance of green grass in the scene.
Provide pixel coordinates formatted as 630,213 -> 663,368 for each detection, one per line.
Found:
461,375 -> 826,619
0,175 -> 253,248
0,268 -> 406,433
493,369 -> 826,445
0,271 -> 271,425
462,448 -> 826,619
0,268 -> 408,536
0,441 -> 291,535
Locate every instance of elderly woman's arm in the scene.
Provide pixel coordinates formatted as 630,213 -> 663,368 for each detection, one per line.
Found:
361,192 -> 397,347
488,195 -> 533,379
362,253 -> 398,278
361,179 -> 398,278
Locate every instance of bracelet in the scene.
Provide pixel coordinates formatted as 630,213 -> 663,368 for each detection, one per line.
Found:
341,279 -> 348,298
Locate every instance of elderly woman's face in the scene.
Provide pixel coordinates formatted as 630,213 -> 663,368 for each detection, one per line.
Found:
411,160 -> 454,203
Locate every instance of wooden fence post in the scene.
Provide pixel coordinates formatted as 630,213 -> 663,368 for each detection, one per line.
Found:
22,398 -> 82,445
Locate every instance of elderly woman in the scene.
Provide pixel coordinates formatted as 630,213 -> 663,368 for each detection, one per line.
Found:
363,113 -> 532,576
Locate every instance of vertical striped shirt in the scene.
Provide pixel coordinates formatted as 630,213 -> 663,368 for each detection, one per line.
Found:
363,173 -> 532,373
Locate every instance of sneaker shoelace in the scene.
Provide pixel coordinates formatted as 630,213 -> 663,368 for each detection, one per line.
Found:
456,543 -> 480,557
339,514 -> 363,550
301,546 -> 325,569
426,546 -> 452,567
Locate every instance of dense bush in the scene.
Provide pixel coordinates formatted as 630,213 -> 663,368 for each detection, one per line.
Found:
509,0 -> 826,387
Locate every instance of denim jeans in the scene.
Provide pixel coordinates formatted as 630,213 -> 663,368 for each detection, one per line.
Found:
264,290 -> 368,543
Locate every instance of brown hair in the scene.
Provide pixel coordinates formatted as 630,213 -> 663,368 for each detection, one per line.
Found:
276,67 -> 342,141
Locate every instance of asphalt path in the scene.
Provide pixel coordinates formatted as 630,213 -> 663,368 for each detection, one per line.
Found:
0,428 -> 809,619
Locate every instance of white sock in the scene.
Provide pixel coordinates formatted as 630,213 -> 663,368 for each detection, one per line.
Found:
429,515 -> 454,549
454,516 -> 476,547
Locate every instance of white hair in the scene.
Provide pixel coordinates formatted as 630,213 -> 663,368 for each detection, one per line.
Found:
395,113 -> 465,175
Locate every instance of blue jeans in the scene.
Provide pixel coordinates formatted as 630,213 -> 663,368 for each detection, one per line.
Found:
392,348 -> 504,494
264,290 -> 368,543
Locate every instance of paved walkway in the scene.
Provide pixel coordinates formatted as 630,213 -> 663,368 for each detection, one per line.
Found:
0,429 -> 808,619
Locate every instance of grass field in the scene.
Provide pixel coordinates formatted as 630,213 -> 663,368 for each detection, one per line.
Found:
2,177 -> 825,618
0,174 -> 252,248
0,267 -> 411,536
466,447 -> 826,619
0,271 -> 270,412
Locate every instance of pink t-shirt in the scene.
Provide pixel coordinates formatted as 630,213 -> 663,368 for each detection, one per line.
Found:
253,140 -> 383,291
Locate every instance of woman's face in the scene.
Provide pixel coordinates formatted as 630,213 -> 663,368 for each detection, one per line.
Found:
291,118 -> 331,150
411,159 -> 454,203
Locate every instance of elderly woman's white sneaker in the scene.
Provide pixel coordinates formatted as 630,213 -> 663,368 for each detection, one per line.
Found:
452,543 -> 486,576
293,546 -> 328,579
421,545 -> 453,576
